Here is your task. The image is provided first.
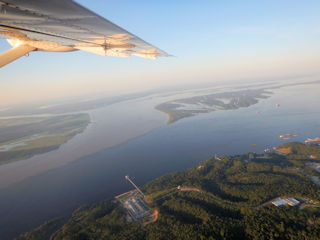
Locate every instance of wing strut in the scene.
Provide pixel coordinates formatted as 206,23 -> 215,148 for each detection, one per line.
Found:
0,44 -> 36,68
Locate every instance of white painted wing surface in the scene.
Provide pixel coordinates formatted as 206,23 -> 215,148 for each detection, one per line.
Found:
0,0 -> 168,59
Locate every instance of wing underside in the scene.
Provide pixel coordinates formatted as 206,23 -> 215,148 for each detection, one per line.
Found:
0,0 -> 168,59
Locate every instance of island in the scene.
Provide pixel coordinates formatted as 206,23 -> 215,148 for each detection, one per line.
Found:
155,89 -> 272,124
19,142 -> 320,240
0,113 -> 90,165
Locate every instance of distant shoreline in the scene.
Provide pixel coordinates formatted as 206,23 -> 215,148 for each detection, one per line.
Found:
0,113 -> 90,166
155,88 -> 272,124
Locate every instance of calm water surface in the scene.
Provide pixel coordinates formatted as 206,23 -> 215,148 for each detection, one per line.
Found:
0,83 -> 319,239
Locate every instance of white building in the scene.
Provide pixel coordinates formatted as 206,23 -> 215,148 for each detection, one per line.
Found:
286,198 -> 300,206
272,198 -> 300,207
272,199 -> 288,207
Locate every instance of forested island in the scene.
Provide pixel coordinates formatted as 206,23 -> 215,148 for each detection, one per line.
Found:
0,114 -> 90,165
155,89 -> 271,124
18,142 -> 320,240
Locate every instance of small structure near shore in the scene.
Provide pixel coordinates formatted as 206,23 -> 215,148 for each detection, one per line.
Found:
116,176 -> 152,223
123,193 -> 151,220
279,133 -> 298,140
214,154 -> 222,161
305,137 -> 320,145
272,198 -> 300,207
248,152 -> 255,161
177,185 -> 202,193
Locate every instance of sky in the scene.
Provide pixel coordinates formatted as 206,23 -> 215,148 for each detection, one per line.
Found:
1,0 -> 320,106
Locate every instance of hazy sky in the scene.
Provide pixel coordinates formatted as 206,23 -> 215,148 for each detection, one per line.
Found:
1,0 -> 320,106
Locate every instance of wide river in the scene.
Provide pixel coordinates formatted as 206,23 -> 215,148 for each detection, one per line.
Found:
0,82 -> 319,239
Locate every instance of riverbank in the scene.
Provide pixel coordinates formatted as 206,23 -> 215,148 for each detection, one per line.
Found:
1,82 -> 320,239
20,142 -> 320,240
0,114 -> 90,165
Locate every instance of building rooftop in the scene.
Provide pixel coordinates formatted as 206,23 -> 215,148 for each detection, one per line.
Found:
286,198 -> 300,206
272,198 -> 300,207
272,199 -> 288,207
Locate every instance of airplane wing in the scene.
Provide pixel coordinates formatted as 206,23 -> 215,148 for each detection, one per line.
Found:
0,0 -> 168,67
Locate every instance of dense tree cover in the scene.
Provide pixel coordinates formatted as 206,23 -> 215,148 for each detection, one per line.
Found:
143,144 -> 320,206
21,142 -> 320,240
49,200 -> 145,240
281,142 -> 320,159
16,217 -> 64,240
243,207 -> 320,240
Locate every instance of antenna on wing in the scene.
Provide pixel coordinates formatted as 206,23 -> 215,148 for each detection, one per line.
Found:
103,36 -> 110,56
